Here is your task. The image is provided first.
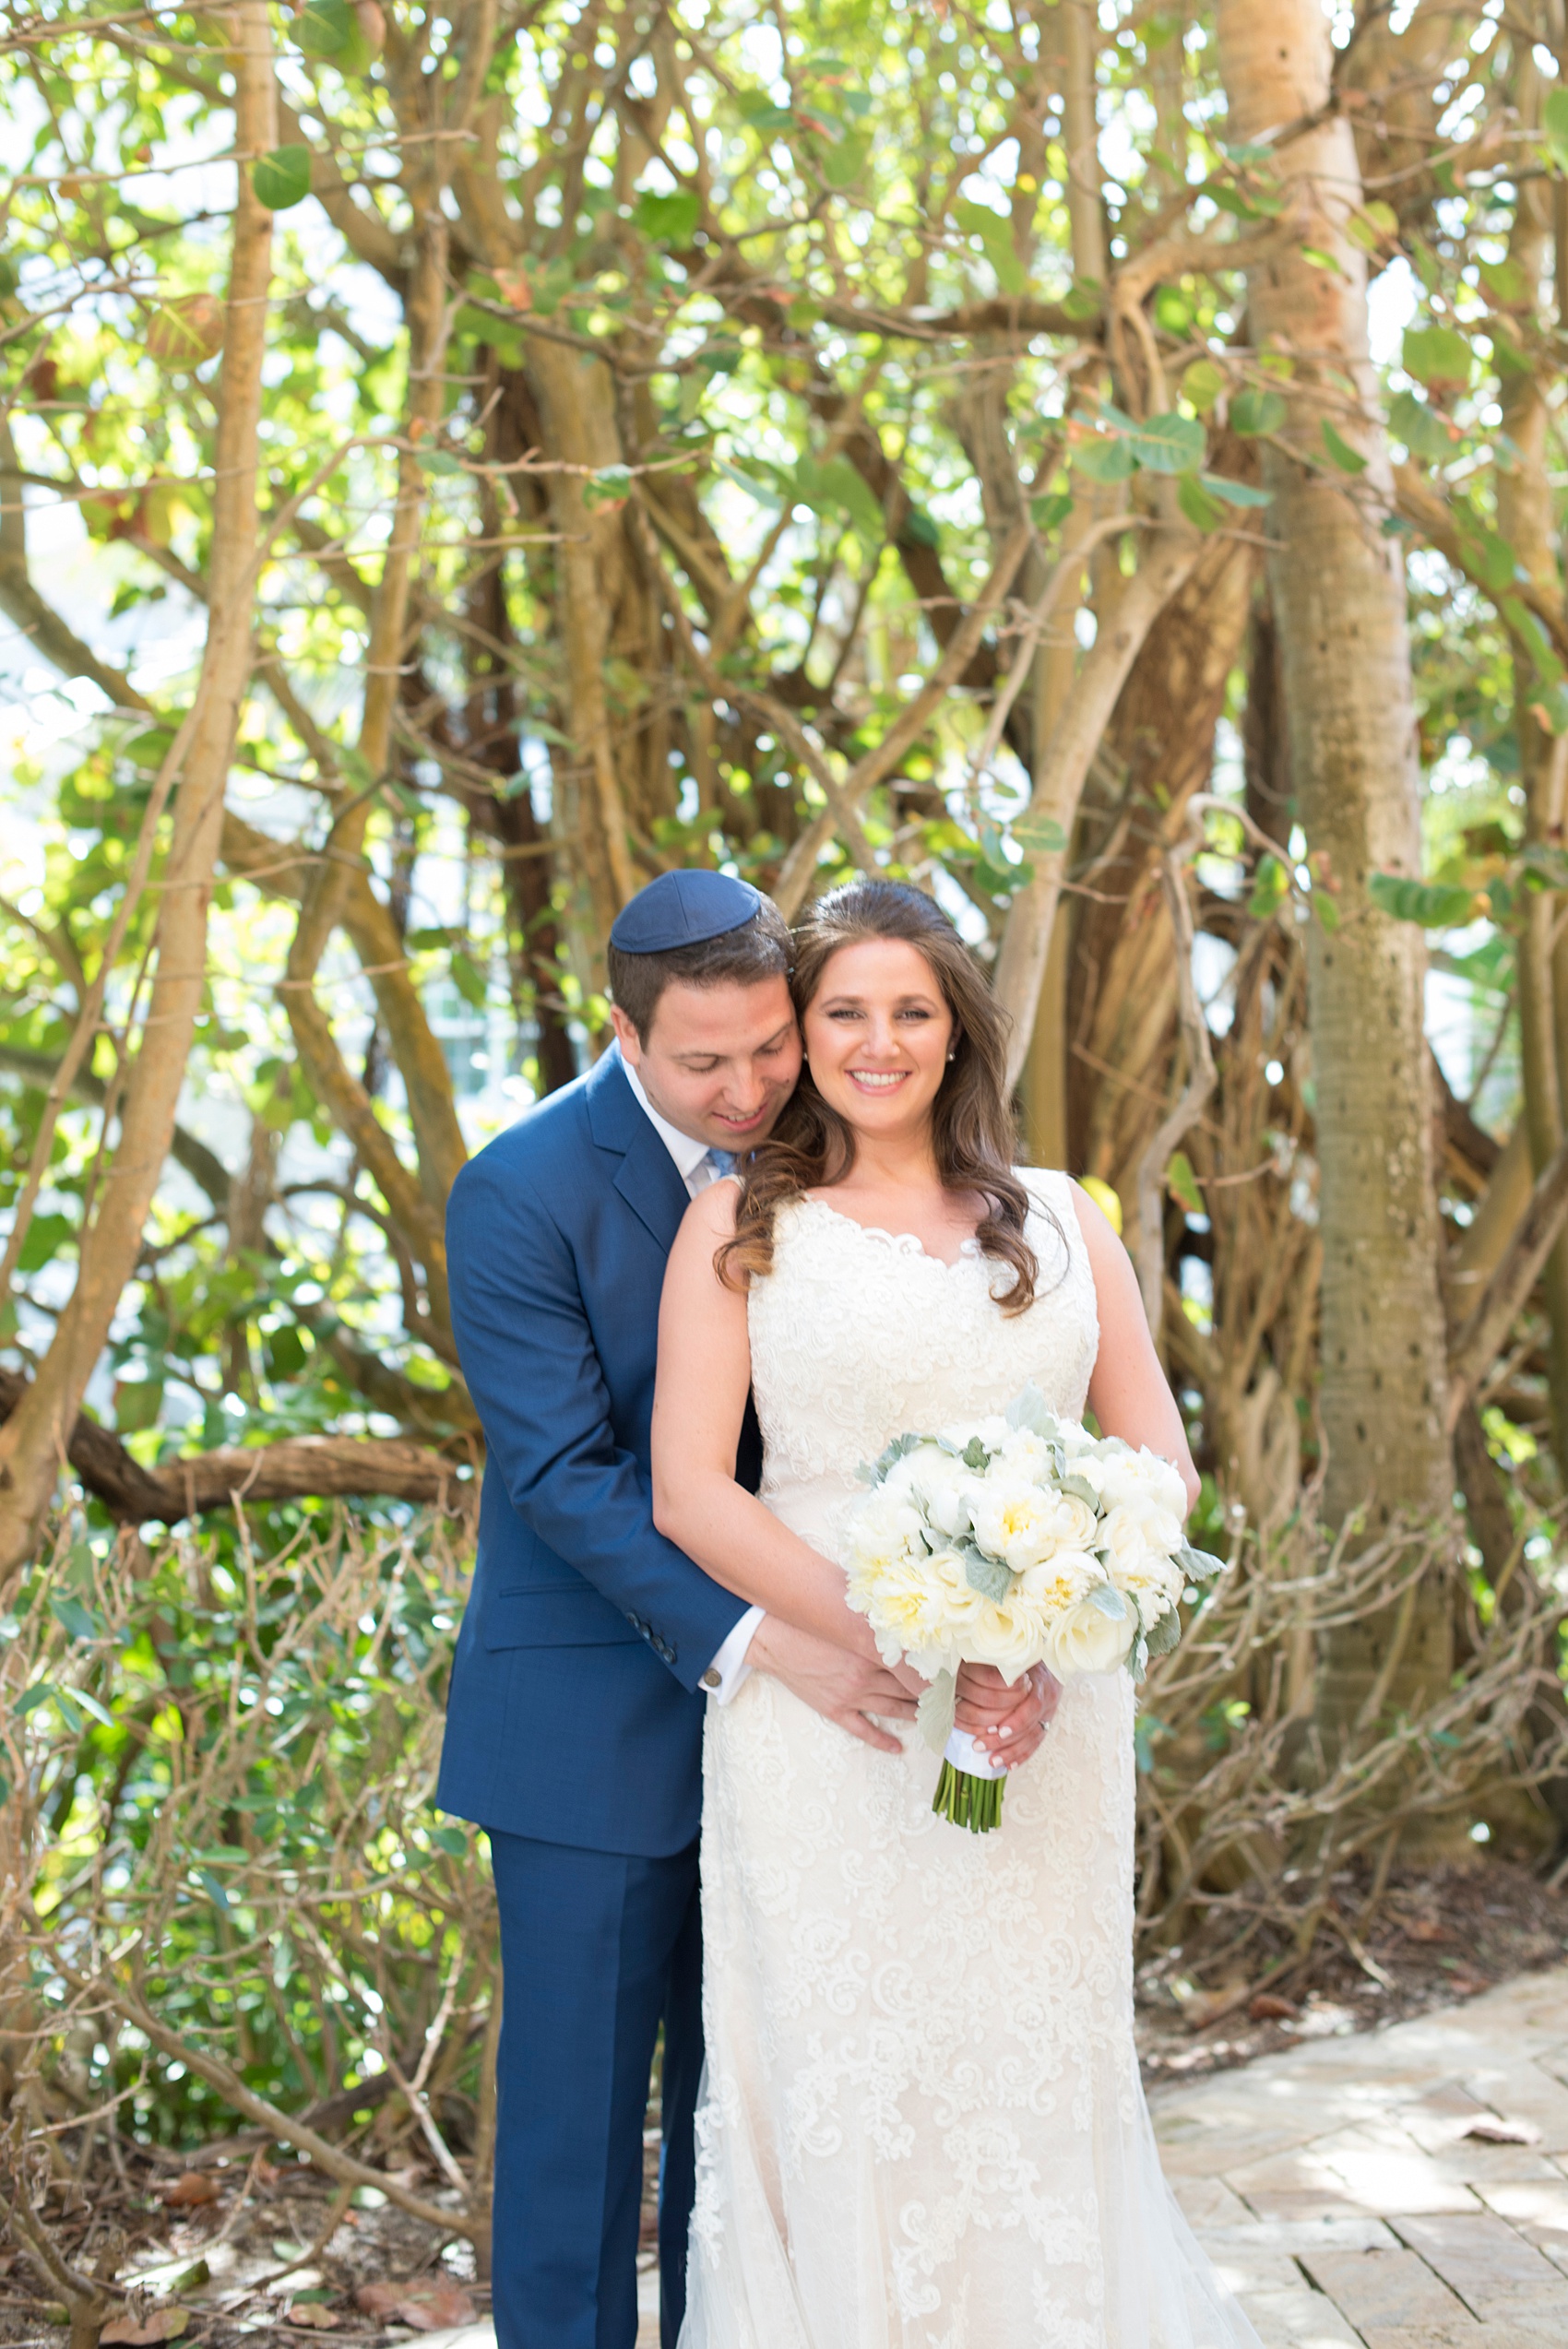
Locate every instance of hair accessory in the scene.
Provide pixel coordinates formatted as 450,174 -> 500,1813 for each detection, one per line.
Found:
610,870 -> 763,954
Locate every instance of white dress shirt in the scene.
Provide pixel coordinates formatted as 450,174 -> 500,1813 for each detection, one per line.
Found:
620,1054 -> 764,1702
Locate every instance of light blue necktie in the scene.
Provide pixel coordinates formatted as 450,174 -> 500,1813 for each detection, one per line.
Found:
704,1148 -> 737,1182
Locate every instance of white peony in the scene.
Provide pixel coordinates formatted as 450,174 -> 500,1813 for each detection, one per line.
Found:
970,1480 -> 1099,1572
1098,1499 -> 1184,1589
1093,1445 -> 1189,1520
902,1446 -> 980,1540
1048,1591 -> 1137,1677
845,1490 -> 929,1571
1013,1546 -> 1107,1618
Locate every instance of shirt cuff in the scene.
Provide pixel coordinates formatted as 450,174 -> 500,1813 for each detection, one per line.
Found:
701,1607 -> 765,1704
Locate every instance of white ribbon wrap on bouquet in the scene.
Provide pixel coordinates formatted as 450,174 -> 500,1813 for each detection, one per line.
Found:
943,1726 -> 1007,1782
916,1671 -> 1007,1781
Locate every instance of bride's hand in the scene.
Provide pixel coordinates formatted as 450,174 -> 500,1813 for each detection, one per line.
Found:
955,1661 -> 1060,1767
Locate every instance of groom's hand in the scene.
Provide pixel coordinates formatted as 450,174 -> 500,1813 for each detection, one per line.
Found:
748,1617 -> 919,1755
955,1662 -> 1060,1767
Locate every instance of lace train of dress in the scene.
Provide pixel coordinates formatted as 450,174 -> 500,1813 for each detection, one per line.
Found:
680,1175 -> 1261,2349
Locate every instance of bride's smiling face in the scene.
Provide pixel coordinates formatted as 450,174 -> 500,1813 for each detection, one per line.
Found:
802,939 -> 955,1139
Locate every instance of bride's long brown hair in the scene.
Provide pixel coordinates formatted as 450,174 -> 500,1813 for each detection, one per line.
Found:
717,879 -> 1049,1314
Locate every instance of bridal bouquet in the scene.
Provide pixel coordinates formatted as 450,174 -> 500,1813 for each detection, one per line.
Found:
843,1385 -> 1224,1832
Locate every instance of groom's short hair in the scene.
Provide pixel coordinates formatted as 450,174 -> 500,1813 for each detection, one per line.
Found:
608,897 -> 793,1042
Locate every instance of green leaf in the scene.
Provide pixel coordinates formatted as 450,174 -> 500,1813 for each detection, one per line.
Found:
1248,851 -> 1289,919
1401,324 -> 1471,392
582,463 -> 633,509
49,1594 -> 101,1643
1144,1604 -> 1182,1658
1479,255 -> 1529,308
1387,389 -> 1455,464
1491,324 -> 1534,378
414,449 -> 462,476
953,201 -> 1028,297
1166,1151 -> 1205,1218
1545,84 -> 1568,172
1012,813 -> 1066,855
16,1681 -> 55,1716
293,0 -> 353,54
1181,358 -> 1226,414
1176,474 -> 1226,532
820,130 -> 872,191
197,1868 -> 232,1912
114,1377 -> 163,1433
1199,473 -> 1272,508
1028,491 -> 1073,531
18,1213 -> 73,1275
253,146 -> 312,211
1060,278 -> 1103,322
633,188 -> 700,245
1127,409 -> 1206,475
1461,528 -> 1516,595
430,1824 -> 468,1857
802,454 -> 885,540
1367,872 -> 1476,927
1320,421 -> 1366,474
1230,386 -> 1287,437
1070,433 -> 1134,483
962,1545 -> 1013,1602
450,950 -> 490,1010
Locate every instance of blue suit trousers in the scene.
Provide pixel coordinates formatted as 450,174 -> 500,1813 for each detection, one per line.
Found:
488,1831 -> 703,2349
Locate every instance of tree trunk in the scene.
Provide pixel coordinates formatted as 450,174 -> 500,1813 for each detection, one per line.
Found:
0,4 -> 280,1578
1216,0 -> 1455,1748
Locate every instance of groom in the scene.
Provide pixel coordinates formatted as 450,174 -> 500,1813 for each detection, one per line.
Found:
438,872 -> 1051,2349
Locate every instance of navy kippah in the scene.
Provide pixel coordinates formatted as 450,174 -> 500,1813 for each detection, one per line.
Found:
609,870 -> 763,954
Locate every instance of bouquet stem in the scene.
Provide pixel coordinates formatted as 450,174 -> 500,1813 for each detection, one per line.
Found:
932,1758 -> 1005,1833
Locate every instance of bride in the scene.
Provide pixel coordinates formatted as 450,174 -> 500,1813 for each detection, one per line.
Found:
651,879 -> 1260,2349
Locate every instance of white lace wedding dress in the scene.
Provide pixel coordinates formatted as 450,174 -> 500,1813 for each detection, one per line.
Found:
681,1173 -> 1262,2349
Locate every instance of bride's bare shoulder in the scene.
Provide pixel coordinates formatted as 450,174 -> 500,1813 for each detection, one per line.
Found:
673,1175 -> 742,1260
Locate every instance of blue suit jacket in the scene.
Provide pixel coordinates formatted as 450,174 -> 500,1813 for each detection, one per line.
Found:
436,1050 -> 754,1857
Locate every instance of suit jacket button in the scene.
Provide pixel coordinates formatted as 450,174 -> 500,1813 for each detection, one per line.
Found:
701,1667 -> 721,1691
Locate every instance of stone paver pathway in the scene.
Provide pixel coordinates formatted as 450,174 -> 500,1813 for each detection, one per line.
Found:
422,1965 -> 1568,2348
1151,1962 -> 1568,2343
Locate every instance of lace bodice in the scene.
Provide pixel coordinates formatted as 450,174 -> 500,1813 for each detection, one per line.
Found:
747,1171 -> 1099,1558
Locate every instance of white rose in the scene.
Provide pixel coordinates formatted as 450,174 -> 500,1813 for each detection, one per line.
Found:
1048,1590 -> 1136,1677
963,1596 -> 1046,1682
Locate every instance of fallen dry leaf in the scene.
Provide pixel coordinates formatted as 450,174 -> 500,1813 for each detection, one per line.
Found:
1248,1992 -> 1301,2023
355,2278 -> 477,2331
1400,1916 -> 1453,1944
1448,1972 -> 1491,1997
284,2305 -> 343,2330
1463,2114 -> 1540,2144
102,2310 -> 190,2345
156,2174 -> 220,2209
